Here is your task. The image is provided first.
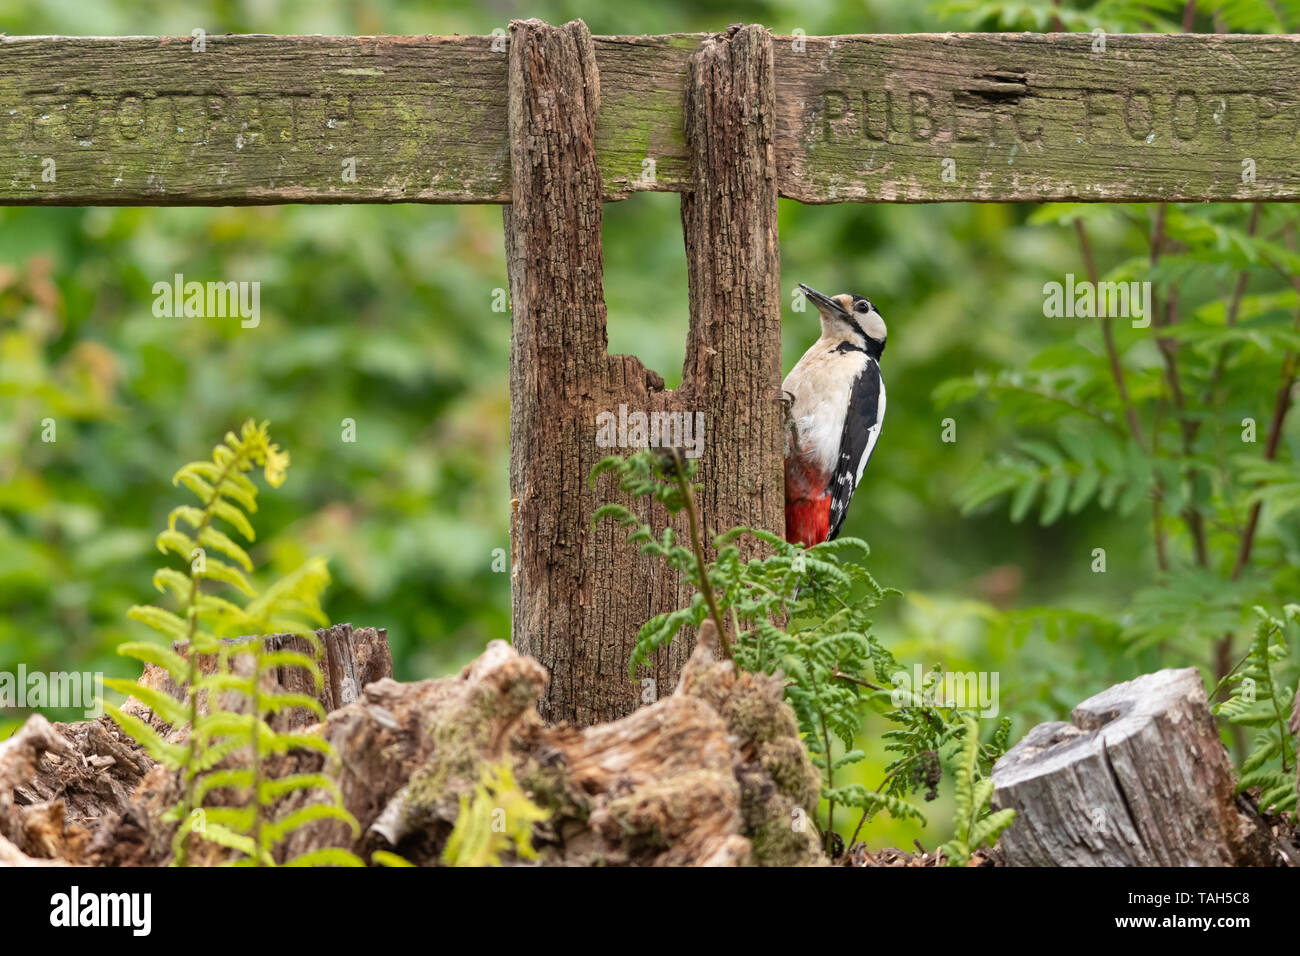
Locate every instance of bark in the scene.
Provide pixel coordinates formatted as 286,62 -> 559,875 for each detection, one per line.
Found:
991,667 -> 1291,866
679,24 -> 785,594
506,20 -> 783,726
276,621 -> 822,866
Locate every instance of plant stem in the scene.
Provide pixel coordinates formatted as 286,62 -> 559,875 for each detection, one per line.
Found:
1143,201 -> 1214,567
671,454 -> 732,661
831,669 -> 887,693
174,454 -> 240,867
1075,220 -> 1146,450
849,810 -> 869,848
1074,218 -> 1168,571
818,709 -> 835,853
251,652 -> 264,866
1216,232 -> 1300,681
1231,338 -> 1298,582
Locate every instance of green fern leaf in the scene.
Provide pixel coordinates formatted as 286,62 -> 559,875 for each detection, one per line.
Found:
105,704 -> 187,768
284,847 -> 366,867
115,640 -> 189,682
126,604 -> 189,641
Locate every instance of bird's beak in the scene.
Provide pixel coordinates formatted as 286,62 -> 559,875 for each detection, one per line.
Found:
798,283 -> 846,317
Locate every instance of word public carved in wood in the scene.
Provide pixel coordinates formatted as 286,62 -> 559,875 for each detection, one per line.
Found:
2,31 -> 1298,206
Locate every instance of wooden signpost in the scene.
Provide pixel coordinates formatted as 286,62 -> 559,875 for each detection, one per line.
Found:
3,21 -> 1297,722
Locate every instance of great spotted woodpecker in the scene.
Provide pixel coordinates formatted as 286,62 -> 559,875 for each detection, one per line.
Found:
783,283 -> 887,549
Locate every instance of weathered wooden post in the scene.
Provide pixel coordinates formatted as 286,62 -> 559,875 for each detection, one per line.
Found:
679,24 -> 785,618
504,19 -> 783,725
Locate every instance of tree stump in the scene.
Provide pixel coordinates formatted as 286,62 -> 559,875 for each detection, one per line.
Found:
0,624 -> 392,866
991,667 -> 1284,866
0,623 -> 823,866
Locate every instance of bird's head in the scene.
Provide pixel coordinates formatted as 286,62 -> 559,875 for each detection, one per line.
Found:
799,283 -> 886,358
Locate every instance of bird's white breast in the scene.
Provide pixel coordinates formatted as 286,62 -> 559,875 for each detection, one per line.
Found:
783,340 -> 877,478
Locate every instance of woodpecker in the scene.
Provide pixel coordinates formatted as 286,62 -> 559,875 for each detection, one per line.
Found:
783,283 -> 887,549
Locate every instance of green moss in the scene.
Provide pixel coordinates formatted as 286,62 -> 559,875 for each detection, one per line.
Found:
760,738 -> 820,804
514,755 -> 589,821
404,719 -> 483,819
738,770 -> 823,866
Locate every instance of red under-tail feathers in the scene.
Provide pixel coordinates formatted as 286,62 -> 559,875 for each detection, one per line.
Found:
785,456 -> 831,548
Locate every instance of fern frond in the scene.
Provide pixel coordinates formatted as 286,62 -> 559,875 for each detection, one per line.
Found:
941,716 -> 1014,866
105,704 -> 187,768
262,804 -> 360,844
115,640 -> 189,682
824,784 -> 926,826
284,848 -> 366,867
442,762 -> 550,867
106,420 -> 363,868
101,679 -> 188,727
126,604 -> 189,642
371,850 -> 415,867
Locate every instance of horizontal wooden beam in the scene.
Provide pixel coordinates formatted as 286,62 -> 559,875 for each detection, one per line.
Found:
2,31 -> 1298,205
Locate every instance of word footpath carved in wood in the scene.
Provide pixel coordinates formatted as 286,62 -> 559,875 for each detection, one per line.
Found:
1,32 -> 1298,205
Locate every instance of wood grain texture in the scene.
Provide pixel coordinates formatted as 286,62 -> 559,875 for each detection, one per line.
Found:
505,17 -> 616,726
505,21 -> 786,726
3,31 -> 1299,204
678,24 -> 785,629
504,19 -> 688,726
991,668 -> 1286,866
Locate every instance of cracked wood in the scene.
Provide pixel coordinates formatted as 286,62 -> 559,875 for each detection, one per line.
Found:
3,32 -> 1298,204
504,20 -> 783,725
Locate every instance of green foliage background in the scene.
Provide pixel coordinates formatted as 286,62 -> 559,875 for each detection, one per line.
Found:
2,0 -> 1298,851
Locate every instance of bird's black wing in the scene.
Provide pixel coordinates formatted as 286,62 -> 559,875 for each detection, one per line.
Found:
827,358 -> 884,541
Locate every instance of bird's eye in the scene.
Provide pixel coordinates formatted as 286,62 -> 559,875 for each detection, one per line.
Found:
855,301 -> 871,313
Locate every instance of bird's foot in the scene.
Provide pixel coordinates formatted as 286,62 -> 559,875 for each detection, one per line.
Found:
779,389 -> 800,454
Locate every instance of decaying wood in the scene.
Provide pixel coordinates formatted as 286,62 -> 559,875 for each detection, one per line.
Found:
0,624 -> 391,866
505,20 -> 784,725
4,714 -> 152,865
1,714 -> 142,865
125,622 -> 391,737
2,32 -> 1298,204
0,716 -> 79,863
842,843 -> 1001,867
280,622 -> 393,717
7,628 -> 1299,867
280,620 -> 823,866
1,622 -> 824,866
991,667 -> 1290,867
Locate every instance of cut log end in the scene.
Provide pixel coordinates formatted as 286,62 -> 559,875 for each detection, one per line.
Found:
992,667 -> 1289,867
